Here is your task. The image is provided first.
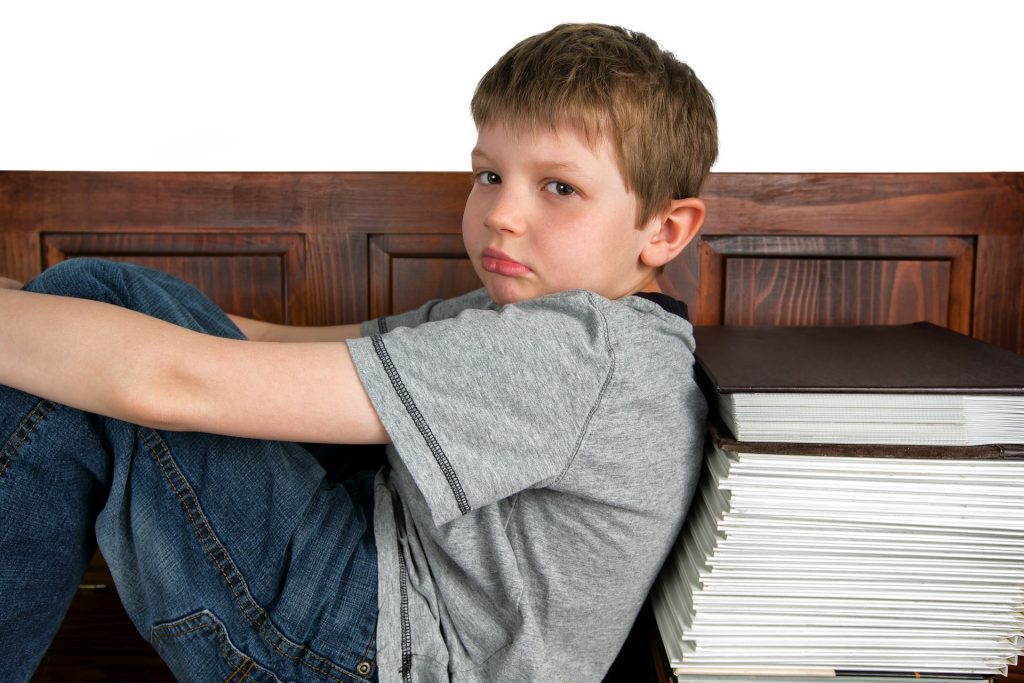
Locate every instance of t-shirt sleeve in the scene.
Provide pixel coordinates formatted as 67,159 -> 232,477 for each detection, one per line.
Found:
346,292 -> 614,526
358,288 -> 495,337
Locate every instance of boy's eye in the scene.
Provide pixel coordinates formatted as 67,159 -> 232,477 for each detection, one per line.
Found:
544,180 -> 576,196
476,171 -> 501,185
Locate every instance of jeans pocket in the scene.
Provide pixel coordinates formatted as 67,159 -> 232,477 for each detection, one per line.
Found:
151,610 -> 285,683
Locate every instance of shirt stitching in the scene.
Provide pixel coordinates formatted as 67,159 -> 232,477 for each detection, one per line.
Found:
396,548 -> 413,683
370,333 -> 471,515
552,292 -> 616,487
502,492 -> 521,531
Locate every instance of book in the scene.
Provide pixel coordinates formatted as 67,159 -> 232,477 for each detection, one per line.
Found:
651,423 -> 1024,681
670,676 -> 993,682
670,675 -> 993,683
692,323 -> 1024,446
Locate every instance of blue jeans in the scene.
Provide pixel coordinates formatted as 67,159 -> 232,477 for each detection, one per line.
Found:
0,259 -> 379,682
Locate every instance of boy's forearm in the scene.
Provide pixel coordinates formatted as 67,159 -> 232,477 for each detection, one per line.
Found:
0,288 -> 192,425
0,289 -> 389,443
227,313 -> 363,342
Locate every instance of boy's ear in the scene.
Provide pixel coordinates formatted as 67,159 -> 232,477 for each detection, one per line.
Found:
639,198 -> 706,269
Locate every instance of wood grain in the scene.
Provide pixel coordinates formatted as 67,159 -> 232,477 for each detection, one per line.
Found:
43,232 -> 306,323
368,234 -> 478,318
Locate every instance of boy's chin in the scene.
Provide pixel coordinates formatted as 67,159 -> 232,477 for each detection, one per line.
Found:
484,280 -> 536,306
486,288 -> 525,306
486,285 -> 578,307
481,272 -> 593,305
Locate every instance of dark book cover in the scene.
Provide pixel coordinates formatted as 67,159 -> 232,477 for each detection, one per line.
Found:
693,323 -> 1024,395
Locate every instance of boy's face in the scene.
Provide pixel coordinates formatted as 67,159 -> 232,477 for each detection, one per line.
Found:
463,122 -> 661,305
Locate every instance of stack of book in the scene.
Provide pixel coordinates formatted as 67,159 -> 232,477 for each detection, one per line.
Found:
652,323 -> 1024,683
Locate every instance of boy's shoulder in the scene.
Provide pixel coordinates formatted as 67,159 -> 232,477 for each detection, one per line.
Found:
455,289 -> 699,361
383,286 -> 690,327
370,288 -> 694,359
445,287 -> 687,317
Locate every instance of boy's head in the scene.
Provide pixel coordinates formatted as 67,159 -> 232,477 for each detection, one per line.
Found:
463,23 -> 717,305
471,23 -> 718,228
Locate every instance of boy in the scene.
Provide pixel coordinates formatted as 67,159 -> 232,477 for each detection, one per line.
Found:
0,22 -> 716,683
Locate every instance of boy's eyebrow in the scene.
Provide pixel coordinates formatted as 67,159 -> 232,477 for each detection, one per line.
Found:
542,160 -> 586,175
470,149 -> 588,176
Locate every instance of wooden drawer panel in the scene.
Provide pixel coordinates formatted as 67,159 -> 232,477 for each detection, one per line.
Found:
41,232 -> 305,324
369,234 -> 479,317
699,235 -> 975,332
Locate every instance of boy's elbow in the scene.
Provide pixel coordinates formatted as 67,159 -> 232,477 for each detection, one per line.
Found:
126,388 -> 192,433
115,355 -> 208,433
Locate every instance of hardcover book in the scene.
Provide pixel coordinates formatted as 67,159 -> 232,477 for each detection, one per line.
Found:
692,323 -> 1024,446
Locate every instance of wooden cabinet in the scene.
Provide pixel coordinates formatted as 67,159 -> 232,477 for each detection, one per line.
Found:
2,171 -> 1022,680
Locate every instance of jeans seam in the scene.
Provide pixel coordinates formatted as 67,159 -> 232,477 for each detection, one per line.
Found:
226,657 -> 254,683
0,399 -> 58,481
151,610 -> 214,641
225,658 -> 246,682
140,429 -> 372,683
157,622 -> 212,639
152,611 -> 282,683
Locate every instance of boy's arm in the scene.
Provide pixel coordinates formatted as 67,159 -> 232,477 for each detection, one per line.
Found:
227,313 -> 363,343
0,289 -> 388,444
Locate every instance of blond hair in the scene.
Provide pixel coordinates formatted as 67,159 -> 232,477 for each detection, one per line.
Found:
471,23 -> 718,227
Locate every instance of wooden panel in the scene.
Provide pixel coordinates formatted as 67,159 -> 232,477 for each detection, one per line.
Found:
0,171 -> 468,234
723,258 -> 952,326
688,173 -> 1023,352
697,173 -> 1015,236
368,234 -> 479,317
0,232 -> 41,283
42,232 -> 305,324
303,232 -> 368,325
974,232 -> 1024,353
697,235 -> 975,331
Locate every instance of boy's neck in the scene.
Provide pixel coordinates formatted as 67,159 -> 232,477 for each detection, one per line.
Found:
626,273 -> 663,297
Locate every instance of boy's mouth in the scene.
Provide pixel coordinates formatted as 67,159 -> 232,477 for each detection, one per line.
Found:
481,248 -> 532,277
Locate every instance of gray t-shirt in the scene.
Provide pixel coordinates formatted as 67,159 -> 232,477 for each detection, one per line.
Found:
346,288 -> 706,682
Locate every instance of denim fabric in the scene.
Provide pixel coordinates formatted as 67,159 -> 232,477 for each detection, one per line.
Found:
0,258 -> 379,682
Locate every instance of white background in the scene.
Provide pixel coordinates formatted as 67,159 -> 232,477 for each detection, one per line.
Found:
1,0 -> 1021,172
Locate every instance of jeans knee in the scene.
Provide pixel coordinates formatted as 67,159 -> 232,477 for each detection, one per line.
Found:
26,257 -> 126,298
25,258 -> 241,339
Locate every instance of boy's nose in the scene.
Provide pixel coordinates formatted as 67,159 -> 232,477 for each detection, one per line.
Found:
483,190 -> 526,235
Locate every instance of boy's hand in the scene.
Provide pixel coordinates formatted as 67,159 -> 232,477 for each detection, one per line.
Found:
0,276 -> 24,290
228,313 -> 364,343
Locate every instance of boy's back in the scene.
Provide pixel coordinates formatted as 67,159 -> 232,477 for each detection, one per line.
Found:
349,289 -> 706,680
